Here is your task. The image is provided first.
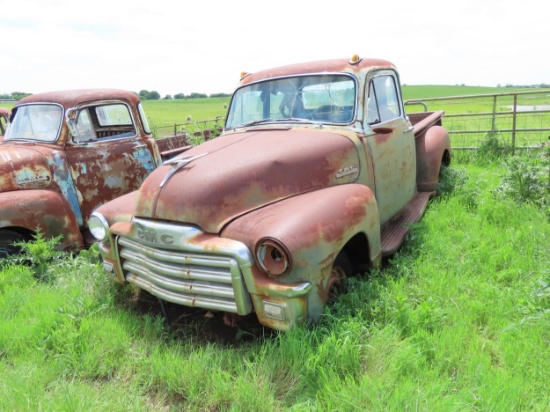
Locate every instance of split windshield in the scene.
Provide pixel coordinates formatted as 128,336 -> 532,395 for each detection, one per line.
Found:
5,104 -> 63,142
225,74 -> 356,129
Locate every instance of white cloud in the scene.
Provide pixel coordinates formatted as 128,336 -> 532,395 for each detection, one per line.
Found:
0,0 -> 547,95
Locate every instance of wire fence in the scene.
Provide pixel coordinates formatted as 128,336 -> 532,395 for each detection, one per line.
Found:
151,116 -> 225,145
405,90 -> 550,153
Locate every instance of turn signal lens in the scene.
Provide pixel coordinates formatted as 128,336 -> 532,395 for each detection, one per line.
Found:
349,54 -> 362,65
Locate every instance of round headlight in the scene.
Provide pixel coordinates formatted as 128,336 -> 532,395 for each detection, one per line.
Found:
255,238 -> 291,277
88,212 -> 109,242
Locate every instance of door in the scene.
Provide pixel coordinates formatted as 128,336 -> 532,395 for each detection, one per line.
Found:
65,102 -> 157,223
363,72 -> 416,224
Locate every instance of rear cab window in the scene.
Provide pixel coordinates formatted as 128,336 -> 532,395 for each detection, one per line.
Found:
71,103 -> 136,143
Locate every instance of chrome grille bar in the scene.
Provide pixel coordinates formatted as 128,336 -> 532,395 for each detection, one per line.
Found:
116,232 -> 253,314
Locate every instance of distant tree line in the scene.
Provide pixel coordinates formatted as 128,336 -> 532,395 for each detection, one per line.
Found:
0,90 -> 232,101
0,92 -> 32,100
498,83 -> 550,88
137,90 -> 231,100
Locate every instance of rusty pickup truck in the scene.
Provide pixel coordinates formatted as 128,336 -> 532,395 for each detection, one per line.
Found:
0,89 -> 189,256
91,56 -> 451,331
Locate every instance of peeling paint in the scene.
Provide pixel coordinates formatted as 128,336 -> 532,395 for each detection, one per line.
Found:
0,89 -> 188,249
94,58 -> 451,331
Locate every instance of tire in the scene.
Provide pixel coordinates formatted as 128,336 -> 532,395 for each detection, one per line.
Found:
326,250 -> 352,303
0,229 -> 27,259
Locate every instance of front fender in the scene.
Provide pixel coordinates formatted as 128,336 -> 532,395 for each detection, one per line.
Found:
415,125 -> 451,191
221,183 -> 380,325
0,190 -> 83,250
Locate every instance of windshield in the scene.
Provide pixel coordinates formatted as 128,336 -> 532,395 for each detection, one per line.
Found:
225,74 -> 356,129
5,104 -> 63,142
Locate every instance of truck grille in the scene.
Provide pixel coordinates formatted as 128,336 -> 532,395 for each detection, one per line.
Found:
115,220 -> 253,314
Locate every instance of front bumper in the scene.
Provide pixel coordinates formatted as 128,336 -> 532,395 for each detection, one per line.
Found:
98,217 -> 311,330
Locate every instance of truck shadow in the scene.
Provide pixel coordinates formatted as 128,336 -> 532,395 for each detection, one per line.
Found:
127,290 -> 277,346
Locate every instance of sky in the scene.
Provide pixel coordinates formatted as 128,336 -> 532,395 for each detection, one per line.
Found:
1,0 -> 547,97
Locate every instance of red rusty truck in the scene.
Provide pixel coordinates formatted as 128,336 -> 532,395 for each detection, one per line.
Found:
91,56 -> 451,330
0,89 -> 189,256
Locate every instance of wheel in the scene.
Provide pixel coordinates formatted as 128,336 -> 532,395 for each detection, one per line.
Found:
326,250 -> 352,303
0,229 -> 27,258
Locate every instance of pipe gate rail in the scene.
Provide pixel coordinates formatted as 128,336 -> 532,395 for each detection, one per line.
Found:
405,90 -> 550,154
151,90 -> 550,154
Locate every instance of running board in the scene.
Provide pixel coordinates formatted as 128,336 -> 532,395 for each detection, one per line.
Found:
380,191 -> 435,256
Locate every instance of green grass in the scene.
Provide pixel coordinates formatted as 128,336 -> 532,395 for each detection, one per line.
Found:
1,154 -> 549,410
141,97 -> 230,129
4,86 -> 549,148
401,85 -> 531,100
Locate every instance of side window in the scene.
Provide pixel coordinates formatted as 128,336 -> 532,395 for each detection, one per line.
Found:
367,75 -> 401,125
138,102 -> 151,134
75,109 -> 96,142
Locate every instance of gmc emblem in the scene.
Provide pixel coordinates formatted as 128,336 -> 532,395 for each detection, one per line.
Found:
136,227 -> 174,245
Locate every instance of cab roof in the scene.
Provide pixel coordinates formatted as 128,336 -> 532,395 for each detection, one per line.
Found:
15,89 -> 141,109
240,56 -> 396,85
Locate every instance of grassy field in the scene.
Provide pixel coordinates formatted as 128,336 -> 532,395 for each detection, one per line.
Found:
141,97 -> 229,124
3,86 -> 549,148
1,150 -> 549,411
2,85 -> 547,123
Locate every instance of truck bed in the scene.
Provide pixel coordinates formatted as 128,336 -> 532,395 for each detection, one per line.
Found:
408,110 -> 444,138
156,134 -> 192,160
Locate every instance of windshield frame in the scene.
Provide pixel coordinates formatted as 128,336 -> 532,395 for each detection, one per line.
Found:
5,103 -> 64,143
225,72 -> 358,130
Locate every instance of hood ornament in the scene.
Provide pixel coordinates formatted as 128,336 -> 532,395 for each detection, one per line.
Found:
159,153 -> 208,188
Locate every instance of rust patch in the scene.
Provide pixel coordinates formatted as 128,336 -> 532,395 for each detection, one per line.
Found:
139,129 -> 360,233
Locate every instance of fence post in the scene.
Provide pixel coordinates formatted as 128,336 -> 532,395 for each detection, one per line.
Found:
512,94 -> 517,155
491,94 -> 497,137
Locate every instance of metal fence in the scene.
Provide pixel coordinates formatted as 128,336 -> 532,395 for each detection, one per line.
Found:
405,90 -> 550,152
152,90 -> 550,153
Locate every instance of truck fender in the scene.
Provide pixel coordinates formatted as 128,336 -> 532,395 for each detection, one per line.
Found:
221,183 -> 381,324
415,125 -> 451,192
0,190 -> 83,250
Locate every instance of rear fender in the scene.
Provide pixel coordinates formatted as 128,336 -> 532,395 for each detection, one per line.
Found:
415,125 -> 451,192
221,183 -> 381,325
0,190 -> 83,250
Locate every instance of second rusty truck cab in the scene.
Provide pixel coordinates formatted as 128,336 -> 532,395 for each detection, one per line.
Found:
0,89 -> 189,256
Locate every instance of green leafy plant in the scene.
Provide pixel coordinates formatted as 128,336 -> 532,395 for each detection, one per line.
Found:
474,132 -> 513,163
4,230 -> 65,281
495,147 -> 550,219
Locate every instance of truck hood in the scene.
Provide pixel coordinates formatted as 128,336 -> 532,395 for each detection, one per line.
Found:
135,128 -> 360,233
0,144 -> 53,192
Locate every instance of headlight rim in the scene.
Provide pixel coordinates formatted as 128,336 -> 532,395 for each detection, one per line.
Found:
88,212 -> 110,242
255,237 -> 292,277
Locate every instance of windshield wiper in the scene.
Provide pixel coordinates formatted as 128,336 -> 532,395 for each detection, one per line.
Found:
237,119 -> 274,128
275,117 -> 315,123
236,117 -> 317,129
